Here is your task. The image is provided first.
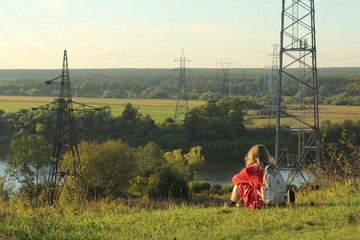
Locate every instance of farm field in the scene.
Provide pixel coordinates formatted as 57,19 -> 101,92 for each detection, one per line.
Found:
245,104 -> 360,127
1,96 -> 360,125
0,96 -> 205,123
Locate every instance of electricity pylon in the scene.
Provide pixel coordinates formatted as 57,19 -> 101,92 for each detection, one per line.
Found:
32,50 -> 101,203
174,48 -> 190,120
276,0 -> 320,184
269,44 -> 279,125
217,58 -> 235,97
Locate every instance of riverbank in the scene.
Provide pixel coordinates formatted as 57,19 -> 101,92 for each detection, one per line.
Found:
0,180 -> 358,239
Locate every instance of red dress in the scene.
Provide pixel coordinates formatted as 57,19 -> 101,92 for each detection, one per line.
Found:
232,165 -> 264,209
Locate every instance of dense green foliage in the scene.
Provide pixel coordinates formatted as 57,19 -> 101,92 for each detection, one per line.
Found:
59,140 -> 205,202
8,135 -> 51,206
0,68 -> 359,104
0,98 -> 267,163
184,98 -> 246,140
316,119 -> 360,182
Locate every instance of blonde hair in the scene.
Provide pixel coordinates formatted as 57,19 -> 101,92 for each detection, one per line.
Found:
245,144 -> 275,168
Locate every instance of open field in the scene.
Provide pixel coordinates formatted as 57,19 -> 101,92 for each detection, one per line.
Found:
0,96 -> 205,123
245,104 -> 360,127
1,96 -> 360,125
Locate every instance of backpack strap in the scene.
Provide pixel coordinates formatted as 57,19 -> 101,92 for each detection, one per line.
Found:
244,183 -> 263,199
255,188 -> 263,198
265,165 -> 273,171
244,184 -> 251,195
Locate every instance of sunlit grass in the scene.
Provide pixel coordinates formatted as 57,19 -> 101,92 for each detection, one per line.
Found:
0,96 -> 204,123
0,182 -> 359,239
245,104 -> 360,128
1,96 -> 360,125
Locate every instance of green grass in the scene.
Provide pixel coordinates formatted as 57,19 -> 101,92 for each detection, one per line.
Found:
108,105 -> 178,122
0,182 -> 360,239
0,102 -> 41,113
1,96 -> 360,126
0,96 -> 205,123
244,103 -> 360,128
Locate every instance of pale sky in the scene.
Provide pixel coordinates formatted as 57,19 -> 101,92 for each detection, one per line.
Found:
0,0 -> 358,69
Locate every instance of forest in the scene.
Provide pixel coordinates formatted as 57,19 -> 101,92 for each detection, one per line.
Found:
0,68 -> 360,104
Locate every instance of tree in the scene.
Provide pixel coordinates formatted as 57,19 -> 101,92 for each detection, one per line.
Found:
164,146 -> 205,182
199,91 -> 221,101
349,74 -> 360,94
122,103 -> 141,122
62,139 -> 137,199
128,142 -> 165,197
8,134 -> 51,206
184,98 -> 247,140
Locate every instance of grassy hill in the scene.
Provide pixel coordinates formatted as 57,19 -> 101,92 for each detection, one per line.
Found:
0,181 -> 359,239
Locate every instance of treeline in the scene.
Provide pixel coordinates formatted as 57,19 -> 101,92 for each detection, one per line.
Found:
0,68 -> 359,104
0,98 -> 268,163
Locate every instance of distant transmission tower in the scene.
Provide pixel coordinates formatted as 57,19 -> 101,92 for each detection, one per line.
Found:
263,65 -> 271,96
276,0 -> 320,183
269,44 -> 279,125
174,48 -> 190,120
32,50 -> 101,203
217,59 -> 235,97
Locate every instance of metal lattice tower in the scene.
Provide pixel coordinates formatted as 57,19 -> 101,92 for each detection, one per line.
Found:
269,44 -> 279,125
218,59 -> 235,97
174,48 -> 190,120
276,0 -> 320,183
263,66 -> 271,97
47,50 -> 80,202
31,50 -> 101,202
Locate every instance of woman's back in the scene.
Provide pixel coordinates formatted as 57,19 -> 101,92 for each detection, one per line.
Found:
232,165 -> 264,209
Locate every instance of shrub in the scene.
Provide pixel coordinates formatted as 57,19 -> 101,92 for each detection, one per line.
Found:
153,167 -> 189,199
62,139 -> 137,199
210,183 -> 234,195
189,181 -> 211,193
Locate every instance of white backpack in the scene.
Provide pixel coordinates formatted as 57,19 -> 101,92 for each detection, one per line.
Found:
258,166 -> 288,205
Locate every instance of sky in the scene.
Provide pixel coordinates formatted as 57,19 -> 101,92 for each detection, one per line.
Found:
0,0 -> 359,69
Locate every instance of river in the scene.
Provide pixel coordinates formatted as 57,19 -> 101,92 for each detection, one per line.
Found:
197,161 -> 310,187
0,158 -> 309,188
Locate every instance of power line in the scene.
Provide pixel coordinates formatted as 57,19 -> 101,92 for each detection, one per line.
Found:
0,27 -> 59,67
317,0 -> 332,45
0,1 -> 100,68
0,60 -> 19,69
251,0 -> 258,67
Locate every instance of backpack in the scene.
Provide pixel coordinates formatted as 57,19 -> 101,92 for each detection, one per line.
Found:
258,166 -> 288,205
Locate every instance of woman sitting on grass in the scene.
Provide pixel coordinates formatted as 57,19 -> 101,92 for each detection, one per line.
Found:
225,144 -> 278,209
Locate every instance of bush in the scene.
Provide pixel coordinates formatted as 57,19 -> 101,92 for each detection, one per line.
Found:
189,181 -> 211,193
129,143 -> 205,199
63,139 -> 137,199
221,184 -> 234,194
153,167 -> 189,199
